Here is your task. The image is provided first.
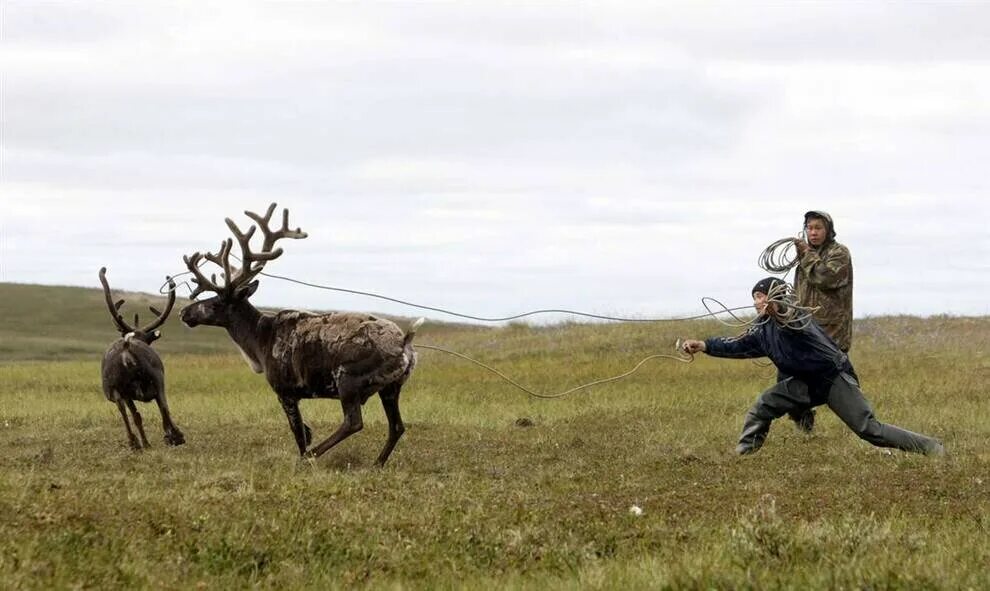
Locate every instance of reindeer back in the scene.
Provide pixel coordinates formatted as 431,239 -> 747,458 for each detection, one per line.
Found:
265,310 -> 409,398
101,338 -> 165,403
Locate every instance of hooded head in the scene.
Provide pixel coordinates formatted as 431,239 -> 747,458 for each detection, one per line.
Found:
803,210 -> 836,246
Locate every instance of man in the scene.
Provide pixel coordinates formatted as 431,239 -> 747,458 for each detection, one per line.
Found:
788,210 -> 853,432
680,277 -> 944,456
794,210 -> 853,350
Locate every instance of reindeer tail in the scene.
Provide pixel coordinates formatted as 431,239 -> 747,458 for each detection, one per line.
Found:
403,318 -> 425,347
122,333 -> 138,369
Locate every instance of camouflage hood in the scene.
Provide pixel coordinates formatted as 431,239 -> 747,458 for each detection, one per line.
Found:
804,210 -> 836,244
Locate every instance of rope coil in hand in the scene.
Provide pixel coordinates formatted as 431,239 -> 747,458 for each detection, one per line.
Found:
758,237 -> 800,274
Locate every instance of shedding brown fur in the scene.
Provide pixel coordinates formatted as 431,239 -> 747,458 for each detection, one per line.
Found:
180,204 -> 422,465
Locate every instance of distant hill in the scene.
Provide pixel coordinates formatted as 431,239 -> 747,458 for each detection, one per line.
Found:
0,282 -> 232,361
0,282 -> 476,362
3,282 -> 987,364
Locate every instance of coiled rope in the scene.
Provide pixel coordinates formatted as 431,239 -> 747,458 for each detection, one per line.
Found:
758,237 -> 801,275
756,236 -> 821,331
763,280 -> 818,331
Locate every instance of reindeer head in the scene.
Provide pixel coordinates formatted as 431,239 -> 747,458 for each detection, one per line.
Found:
99,267 -> 176,344
180,203 -> 307,328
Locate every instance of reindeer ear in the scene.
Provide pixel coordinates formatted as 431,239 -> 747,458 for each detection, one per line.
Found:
234,280 -> 260,300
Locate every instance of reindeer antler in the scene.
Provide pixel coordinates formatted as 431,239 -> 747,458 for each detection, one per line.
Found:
99,268 -> 178,334
140,275 -> 177,333
244,203 -> 308,261
183,203 -> 307,298
182,239 -> 232,299
99,267 -> 136,334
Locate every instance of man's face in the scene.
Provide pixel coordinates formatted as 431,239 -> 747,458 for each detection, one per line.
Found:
753,291 -> 769,315
805,217 -> 829,246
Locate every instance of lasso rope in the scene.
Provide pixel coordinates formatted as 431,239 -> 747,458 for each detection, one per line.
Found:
413,343 -> 694,399
160,262 -> 756,325
158,261 -> 716,398
756,237 -> 821,331
162,234 -> 810,327
759,237 -> 801,275
159,247 -> 819,398
763,280 -> 819,330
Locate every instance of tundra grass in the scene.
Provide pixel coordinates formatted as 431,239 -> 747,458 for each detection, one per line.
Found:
1,316 -> 988,589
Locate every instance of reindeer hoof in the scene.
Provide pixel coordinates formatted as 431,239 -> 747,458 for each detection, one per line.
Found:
165,431 -> 186,446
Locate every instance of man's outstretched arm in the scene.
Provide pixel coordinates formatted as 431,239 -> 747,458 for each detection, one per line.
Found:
682,326 -> 766,359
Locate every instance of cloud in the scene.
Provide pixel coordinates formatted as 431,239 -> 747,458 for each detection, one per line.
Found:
3,2 -> 989,318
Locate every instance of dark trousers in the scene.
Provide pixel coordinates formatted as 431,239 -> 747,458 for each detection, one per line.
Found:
779,355 -> 857,425
738,372 -> 941,454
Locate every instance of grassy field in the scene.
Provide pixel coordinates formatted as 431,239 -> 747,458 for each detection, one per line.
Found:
1,283 -> 988,589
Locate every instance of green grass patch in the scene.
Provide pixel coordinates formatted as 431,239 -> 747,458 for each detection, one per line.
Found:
1,284 -> 988,588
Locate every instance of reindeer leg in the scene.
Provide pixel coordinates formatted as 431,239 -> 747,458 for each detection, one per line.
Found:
125,399 -> 151,448
279,396 -> 312,455
375,383 -> 405,467
116,399 -> 142,450
155,395 -> 185,446
303,395 -> 364,460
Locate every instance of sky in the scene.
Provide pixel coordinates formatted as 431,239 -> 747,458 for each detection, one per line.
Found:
3,2 -> 989,323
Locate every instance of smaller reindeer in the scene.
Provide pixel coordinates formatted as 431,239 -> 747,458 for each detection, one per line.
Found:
99,267 -> 185,449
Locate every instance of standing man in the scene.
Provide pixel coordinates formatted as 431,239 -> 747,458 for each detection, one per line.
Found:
787,210 -> 853,432
680,277 -> 943,456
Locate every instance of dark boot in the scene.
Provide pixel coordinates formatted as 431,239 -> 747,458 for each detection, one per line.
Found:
737,410 -> 771,454
789,408 -> 816,433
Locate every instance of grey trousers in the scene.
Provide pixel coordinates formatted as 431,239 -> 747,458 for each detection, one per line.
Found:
737,372 -> 941,455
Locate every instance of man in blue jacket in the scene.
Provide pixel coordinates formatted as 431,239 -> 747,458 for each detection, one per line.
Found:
680,277 -> 944,456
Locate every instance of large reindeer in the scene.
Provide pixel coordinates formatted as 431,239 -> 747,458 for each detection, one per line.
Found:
180,203 -> 422,466
99,267 -> 185,449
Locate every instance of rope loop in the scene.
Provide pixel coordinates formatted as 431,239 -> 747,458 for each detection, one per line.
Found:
414,343 -> 694,399
758,237 -> 800,274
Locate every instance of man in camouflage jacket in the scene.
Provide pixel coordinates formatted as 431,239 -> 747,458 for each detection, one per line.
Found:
787,211 -> 853,432
794,210 -> 853,351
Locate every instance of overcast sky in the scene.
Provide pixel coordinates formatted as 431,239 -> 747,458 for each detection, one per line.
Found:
3,2 -> 989,322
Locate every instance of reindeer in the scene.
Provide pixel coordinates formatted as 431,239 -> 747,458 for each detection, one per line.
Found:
179,203 -> 422,466
99,267 -> 186,449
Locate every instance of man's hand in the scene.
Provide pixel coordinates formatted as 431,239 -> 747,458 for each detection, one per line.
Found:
793,238 -> 810,256
681,339 -> 706,355
764,301 -> 780,318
